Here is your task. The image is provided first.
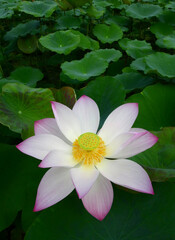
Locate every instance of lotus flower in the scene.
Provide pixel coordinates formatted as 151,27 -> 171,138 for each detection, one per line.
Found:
16,96 -> 158,220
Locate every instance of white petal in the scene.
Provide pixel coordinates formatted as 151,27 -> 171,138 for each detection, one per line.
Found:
113,131 -> 158,158
39,150 -> 76,168
16,134 -> 72,160
33,167 -> 74,211
82,174 -> 113,221
73,95 -> 100,134
98,103 -> 138,144
51,101 -> 81,142
34,118 -> 71,144
70,165 -> 99,199
106,132 -> 140,157
97,159 -> 154,194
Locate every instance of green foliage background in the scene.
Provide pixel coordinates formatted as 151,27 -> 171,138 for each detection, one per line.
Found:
0,0 -> 175,239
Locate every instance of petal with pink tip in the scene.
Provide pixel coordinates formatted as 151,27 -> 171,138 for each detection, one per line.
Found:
51,101 -> 81,142
106,132 -> 143,157
98,103 -> 138,144
97,159 -> 154,194
73,95 -> 100,134
82,174 -> 113,221
16,134 -> 71,160
39,150 -> 76,168
112,131 -> 158,158
34,118 -> 70,144
33,167 -> 74,212
70,166 -> 99,199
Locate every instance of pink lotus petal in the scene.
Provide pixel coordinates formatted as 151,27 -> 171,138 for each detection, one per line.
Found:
113,131 -> 158,158
16,134 -> 71,160
82,174 -> 113,221
34,118 -> 71,144
33,167 -> 74,212
39,150 -> 76,168
70,166 -> 99,199
106,132 -> 144,157
97,159 -> 154,195
51,101 -> 81,142
98,103 -> 138,144
73,95 -> 100,134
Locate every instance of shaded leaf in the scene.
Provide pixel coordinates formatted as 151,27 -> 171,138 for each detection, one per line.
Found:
39,31 -> 80,55
0,83 -> 54,133
126,83 -> 175,130
93,23 -> 123,44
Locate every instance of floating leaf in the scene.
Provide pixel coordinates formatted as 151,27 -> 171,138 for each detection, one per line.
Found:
150,22 -> 173,38
125,3 -> 162,19
114,72 -> 155,91
24,183 -> 175,240
86,5 -> 105,19
86,49 -> 122,63
4,20 -> 40,41
145,52 -> 175,78
66,0 -> 92,8
93,23 -> 123,44
126,83 -> 175,130
132,127 -> 175,182
130,57 -> 147,72
9,66 -> 43,87
19,1 -> 58,17
68,30 -> 99,50
56,15 -> 81,30
156,34 -> 175,49
61,55 -> 108,81
39,31 -> 80,55
0,8 -> 13,19
159,10 -> 175,26
119,38 -> 153,59
0,83 -> 54,133
17,35 -> 38,54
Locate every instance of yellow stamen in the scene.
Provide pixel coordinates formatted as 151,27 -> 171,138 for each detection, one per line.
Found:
72,132 -> 106,166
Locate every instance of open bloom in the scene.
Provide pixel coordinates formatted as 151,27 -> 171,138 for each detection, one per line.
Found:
17,96 -> 158,220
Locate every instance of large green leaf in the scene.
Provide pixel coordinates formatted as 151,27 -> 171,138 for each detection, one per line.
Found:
19,1 -> 57,17
156,34 -> 175,49
9,66 -> 44,87
132,127 -> 175,182
126,83 -> 175,130
144,52 -> 175,78
0,83 -> 54,134
0,8 -> 13,19
61,55 -> 108,81
125,3 -> 162,19
56,15 -> 81,30
67,0 -> 92,7
114,72 -> 155,91
0,144 -> 43,232
78,76 -> 125,126
4,20 -> 40,41
86,49 -> 122,63
0,67 -> 43,91
68,30 -> 99,50
150,22 -> 174,38
39,31 -> 80,55
119,38 -> 153,59
17,35 -> 38,54
93,23 -> 123,44
24,183 -> 175,240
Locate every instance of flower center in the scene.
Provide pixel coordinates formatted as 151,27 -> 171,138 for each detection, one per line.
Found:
78,132 -> 100,150
72,132 -> 106,166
